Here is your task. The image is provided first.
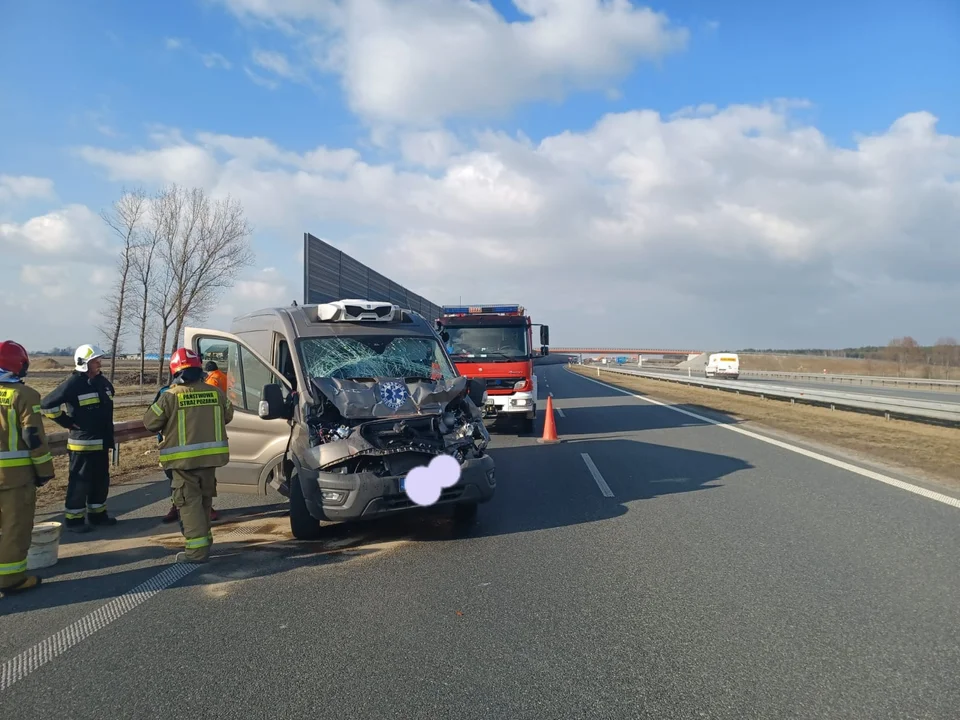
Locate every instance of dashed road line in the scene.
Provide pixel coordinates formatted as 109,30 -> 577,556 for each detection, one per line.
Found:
570,368 -> 960,511
0,522 -> 267,693
556,408 -> 566,418
581,453 -> 614,497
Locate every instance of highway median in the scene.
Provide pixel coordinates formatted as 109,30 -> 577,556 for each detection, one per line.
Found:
568,364 -> 960,492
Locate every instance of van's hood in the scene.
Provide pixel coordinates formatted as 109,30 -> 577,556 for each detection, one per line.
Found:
310,375 -> 469,419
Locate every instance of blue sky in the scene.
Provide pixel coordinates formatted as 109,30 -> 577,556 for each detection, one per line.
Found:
1,0 -> 959,350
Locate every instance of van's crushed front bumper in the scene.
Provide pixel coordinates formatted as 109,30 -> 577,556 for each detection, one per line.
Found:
297,397 -> 495,521
299,452 -> 496,521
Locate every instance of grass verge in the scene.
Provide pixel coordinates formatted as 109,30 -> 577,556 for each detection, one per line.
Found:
570,365 -> 960,491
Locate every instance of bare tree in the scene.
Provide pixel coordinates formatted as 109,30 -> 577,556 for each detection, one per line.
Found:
149,184 -> 254,385
98,187 -> 148,383
127,188 -> 169,385
164,188 -> 255,356
885,336 -> 921,376
933,337 -> 958,376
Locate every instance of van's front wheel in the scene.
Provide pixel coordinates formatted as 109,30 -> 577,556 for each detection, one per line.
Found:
289,473 -> 323,540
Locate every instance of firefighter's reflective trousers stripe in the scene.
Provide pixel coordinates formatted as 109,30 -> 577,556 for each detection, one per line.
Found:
171,468 -> 217,561
0,484 -> 36,589
64,449 -> 110,520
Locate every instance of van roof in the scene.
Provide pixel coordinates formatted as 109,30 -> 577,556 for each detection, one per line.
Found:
230,303 -> 439,341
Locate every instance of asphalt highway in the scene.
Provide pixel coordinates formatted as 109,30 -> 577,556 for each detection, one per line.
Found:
3,365 -> 960,719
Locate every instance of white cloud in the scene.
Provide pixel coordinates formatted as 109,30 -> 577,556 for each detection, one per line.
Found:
0,204 -> 107,256
201,52 -> 233,69
0,175 -> 56,203
212,268 -> 294,320
252,49 -> 296,78
164,36 -> 232,70
215,0 -> 689,125
399,130 -> 464,168
69,102 -> 960,347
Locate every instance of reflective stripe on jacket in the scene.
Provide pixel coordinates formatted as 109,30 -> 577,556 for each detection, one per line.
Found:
0,381 -> 55,489
39,371 -> 115,450
142,380 -> 234,470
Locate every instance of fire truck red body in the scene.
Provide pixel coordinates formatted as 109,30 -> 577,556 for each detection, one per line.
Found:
437,304 -> 549,434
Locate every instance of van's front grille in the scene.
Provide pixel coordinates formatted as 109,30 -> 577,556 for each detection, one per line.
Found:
385,486 -> 465,509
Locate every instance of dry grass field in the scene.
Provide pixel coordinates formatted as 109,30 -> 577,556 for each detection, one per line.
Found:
739,353 -> 960,380
570,365 -> 960,491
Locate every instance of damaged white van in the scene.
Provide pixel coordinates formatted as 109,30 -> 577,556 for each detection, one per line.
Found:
184,299 -> 497,540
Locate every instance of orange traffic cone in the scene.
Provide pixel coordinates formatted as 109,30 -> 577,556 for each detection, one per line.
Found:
537,394 -> 561,444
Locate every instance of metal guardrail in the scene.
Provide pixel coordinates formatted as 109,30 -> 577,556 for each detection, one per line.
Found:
584,366 -> 960,426
47,420 -> 153,457
588,363 -> 960,392
739,370 -> 960,390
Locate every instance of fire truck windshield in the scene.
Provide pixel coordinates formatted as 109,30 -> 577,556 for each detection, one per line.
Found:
444,326 -> 529,361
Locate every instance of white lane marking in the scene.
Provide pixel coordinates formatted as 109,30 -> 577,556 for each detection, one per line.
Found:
0,520 -> 265,693
0,563 -> 198,692
581,452 -> 614,497
569,369 -> 960,511
556,408 -> 566,418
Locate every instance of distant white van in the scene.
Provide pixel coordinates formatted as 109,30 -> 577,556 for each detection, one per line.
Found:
705,353 -> 740,379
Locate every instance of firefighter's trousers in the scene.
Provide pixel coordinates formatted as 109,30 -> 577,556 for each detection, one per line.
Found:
171,468 -> 217,561
65,449 -> 111,522
0,484 -> 36,590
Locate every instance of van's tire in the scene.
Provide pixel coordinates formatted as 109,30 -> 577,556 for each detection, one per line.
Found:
520,416 -> 535,434
289,473 -> 323,540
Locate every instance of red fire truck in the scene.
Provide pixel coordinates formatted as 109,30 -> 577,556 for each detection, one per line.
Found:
437,304 -> 549,434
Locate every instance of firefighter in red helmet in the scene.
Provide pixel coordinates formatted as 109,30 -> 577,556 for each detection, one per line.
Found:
143,348 -> 233,562
0,341 -> 54,596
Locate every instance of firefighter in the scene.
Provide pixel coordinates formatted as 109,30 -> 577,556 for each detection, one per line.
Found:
143,348 -> 233,563
155,381 -> 220,525
0,341 -> 54,596
40,344 -> 117,533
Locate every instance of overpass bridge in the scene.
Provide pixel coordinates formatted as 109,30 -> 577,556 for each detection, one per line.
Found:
551,348 -> 704,358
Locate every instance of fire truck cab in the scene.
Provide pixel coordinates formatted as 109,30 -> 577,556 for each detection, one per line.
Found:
437,304 -> 549,434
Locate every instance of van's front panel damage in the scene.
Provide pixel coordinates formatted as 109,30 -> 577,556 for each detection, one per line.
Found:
293,372 -> 495,521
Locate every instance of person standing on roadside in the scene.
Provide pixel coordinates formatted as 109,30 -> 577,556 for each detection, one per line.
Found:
0,341 -> 54,596
40,344 -> 117,533
143,348 -> 233,563
155,375 -> 220,524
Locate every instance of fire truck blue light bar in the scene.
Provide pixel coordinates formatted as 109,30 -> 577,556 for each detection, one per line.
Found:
442,304 -> 522,315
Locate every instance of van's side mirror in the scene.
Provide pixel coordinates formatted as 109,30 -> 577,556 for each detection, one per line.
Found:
258,383 -> 290,420
441,331 -> 450,343
541,345 -> 549,357
540,325 -> 550,346
467,378 -> 486,407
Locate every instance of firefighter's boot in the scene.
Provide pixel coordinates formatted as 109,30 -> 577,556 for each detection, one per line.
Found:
1,575 -> 42,597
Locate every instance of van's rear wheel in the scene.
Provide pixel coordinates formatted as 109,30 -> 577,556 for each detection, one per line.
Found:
289,473 -> 323,540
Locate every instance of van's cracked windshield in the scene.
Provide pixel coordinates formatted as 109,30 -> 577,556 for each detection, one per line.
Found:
300,336 -> 455,381
4,2 -> 959,717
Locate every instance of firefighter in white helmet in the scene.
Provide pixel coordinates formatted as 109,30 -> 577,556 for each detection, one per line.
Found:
39,344 -> 118,533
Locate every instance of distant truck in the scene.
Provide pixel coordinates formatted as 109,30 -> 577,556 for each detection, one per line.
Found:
705,353 -> 740,380
437,304 -> 548,434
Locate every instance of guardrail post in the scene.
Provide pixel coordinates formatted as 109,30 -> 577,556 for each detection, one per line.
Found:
113,444 -> 120,466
